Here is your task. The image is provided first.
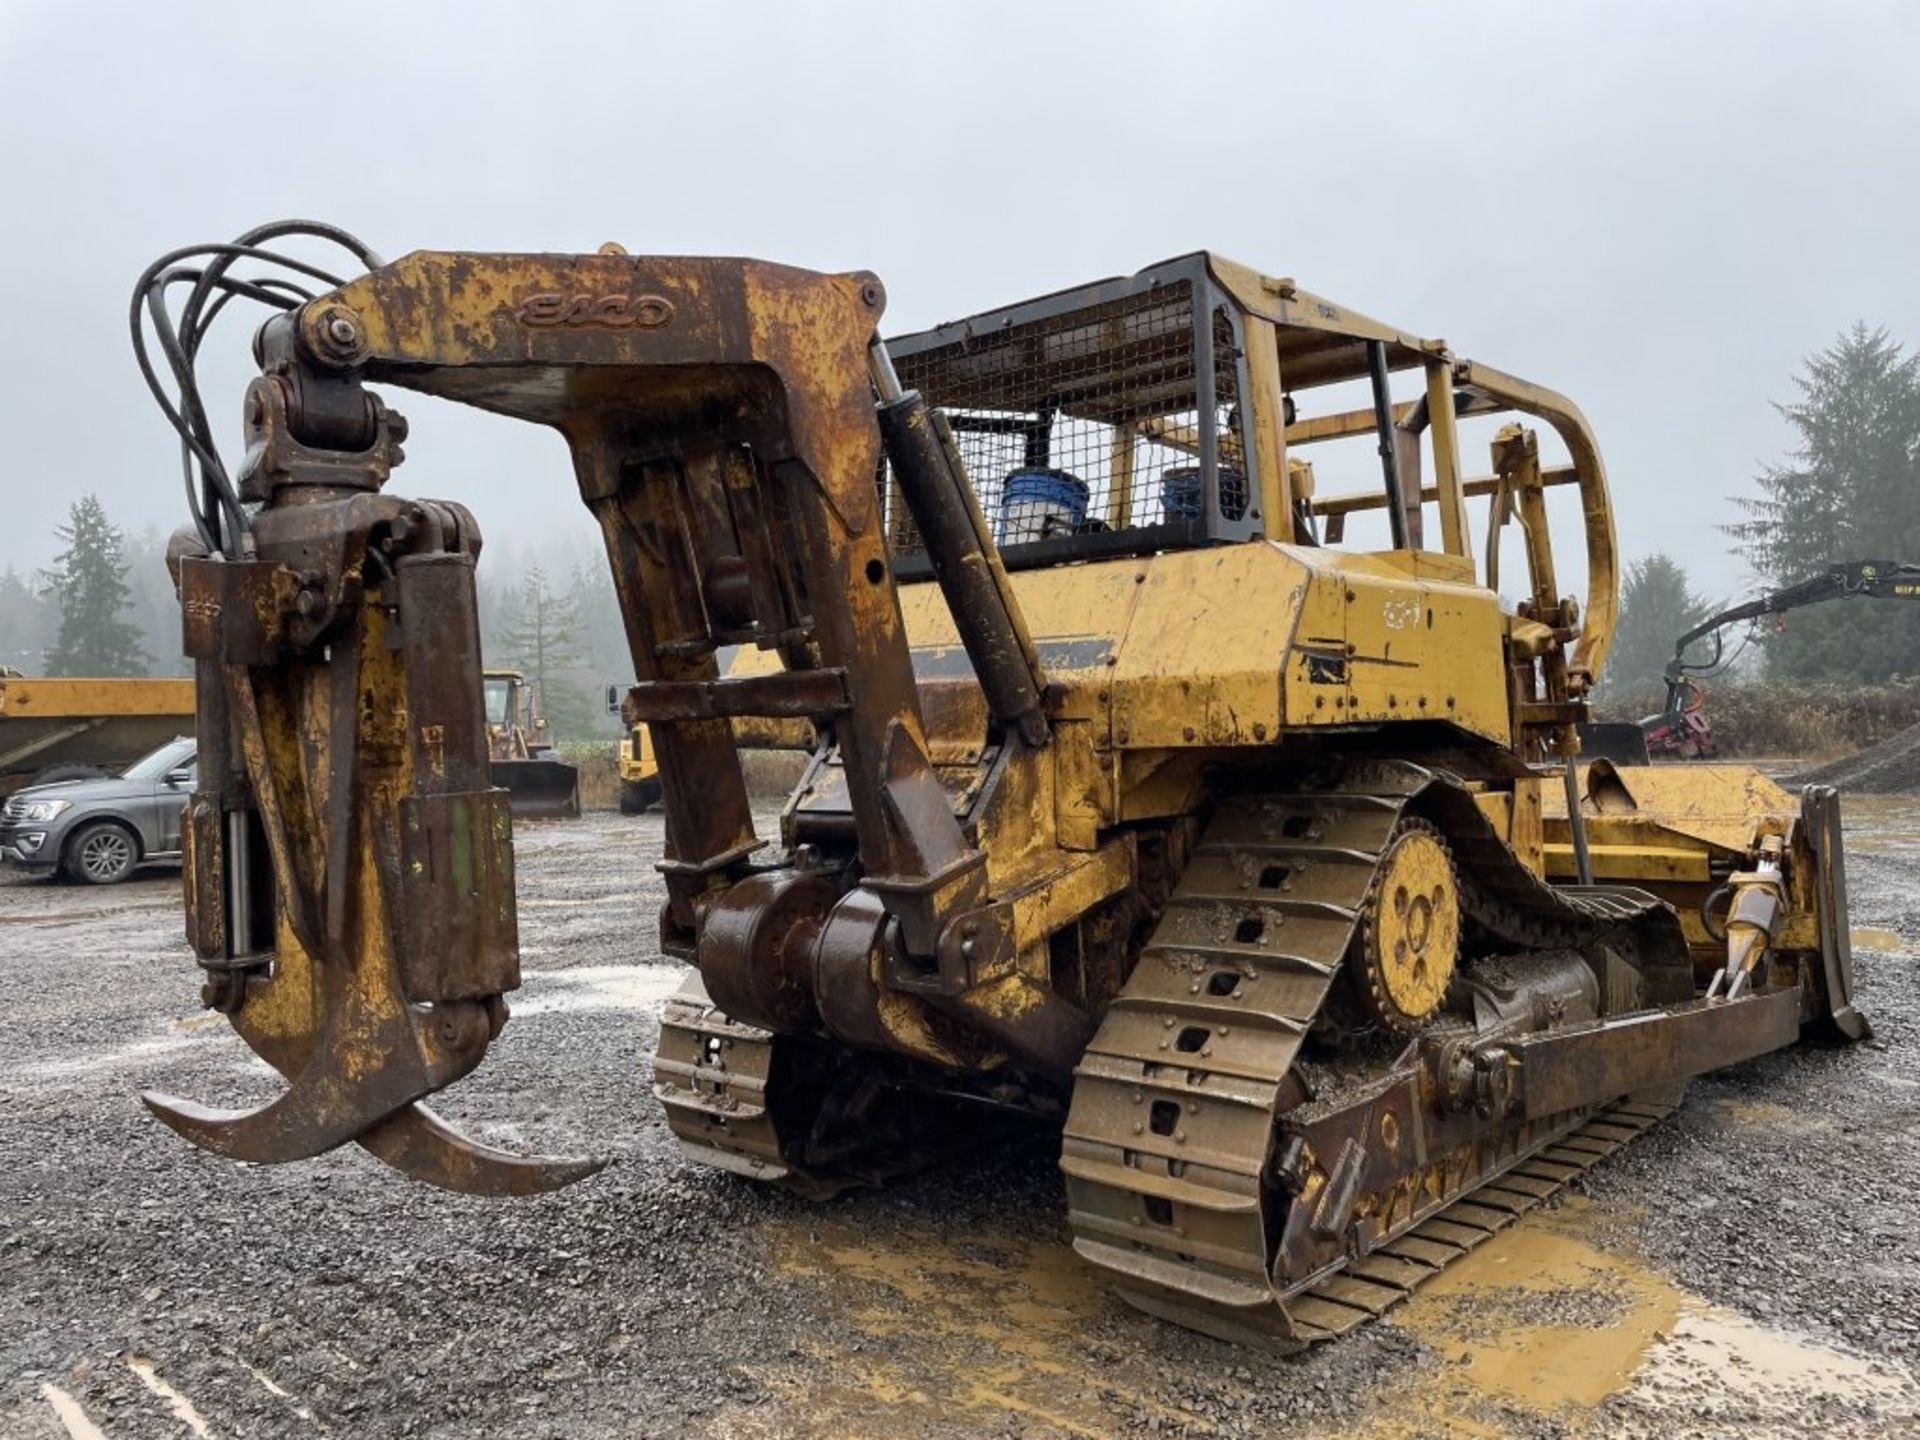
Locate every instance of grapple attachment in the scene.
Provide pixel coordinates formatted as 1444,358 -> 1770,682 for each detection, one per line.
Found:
145,316 -> 599,1194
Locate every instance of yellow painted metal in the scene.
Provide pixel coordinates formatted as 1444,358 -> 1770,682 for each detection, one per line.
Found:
1542,839 -> 1712,884
1289,551 -> 1510,743
0,676 -> 193,718
1363,827 -> 1459,1028
618,724 -> 658,785
1106,424 -> 1137,531
1425,358 -> 1469,559
1544,763 -> 1795,855
1451,359 -> 1619,690
1287,399 -> 1418,447
1472,778 -> 1545,877
1538,761 -> 1822,958
1204,255 -> 1443,367
1242,319 -> 1294,543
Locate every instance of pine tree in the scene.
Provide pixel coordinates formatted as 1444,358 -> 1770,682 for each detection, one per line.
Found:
1606,553 -> 1711,696
1728,325 -> 1920,682
496,562 -> 593,738
41,494 -> 149,677
568,558 -> 631,737
121,525 -> 191,677
0,565 -> 55,673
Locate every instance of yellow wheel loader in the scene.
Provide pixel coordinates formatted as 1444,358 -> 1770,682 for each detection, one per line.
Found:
605,684 -> 662,815
483,667 -> 580,819
131,223 -> 1868,1350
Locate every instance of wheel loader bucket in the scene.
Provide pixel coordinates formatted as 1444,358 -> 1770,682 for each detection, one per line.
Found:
491,757 -> 580,819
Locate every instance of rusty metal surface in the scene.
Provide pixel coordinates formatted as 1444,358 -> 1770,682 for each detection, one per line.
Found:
130,228 -> 1874,1358
1803,785 -> 1872,1041
144,324 -> 596,1194
1060,764 -> 1749,1350
1501,989 -> 1803,1121
619,670 -> 850,723
315,250 -> 991,963
698,870 -> 835,1033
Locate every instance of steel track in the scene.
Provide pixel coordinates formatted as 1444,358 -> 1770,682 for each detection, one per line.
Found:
654,761 -> 1687,1349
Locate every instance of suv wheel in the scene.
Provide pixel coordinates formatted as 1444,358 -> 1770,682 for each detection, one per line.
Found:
63,820 -> 139,885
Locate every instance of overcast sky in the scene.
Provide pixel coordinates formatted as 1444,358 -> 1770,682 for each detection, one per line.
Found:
2,0 -> 1915,609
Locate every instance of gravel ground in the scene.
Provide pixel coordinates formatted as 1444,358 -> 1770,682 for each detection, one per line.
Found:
1790,720 -> 1920,792
1,798 -> 1916,1439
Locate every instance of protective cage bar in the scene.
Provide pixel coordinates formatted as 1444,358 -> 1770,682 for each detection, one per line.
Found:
883,257 -> 1259,576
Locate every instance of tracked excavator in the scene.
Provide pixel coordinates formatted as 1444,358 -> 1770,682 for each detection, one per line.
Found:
131,223 -> 1869,1350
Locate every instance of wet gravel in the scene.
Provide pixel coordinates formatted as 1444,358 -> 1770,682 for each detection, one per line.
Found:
1585,840 -> 1920,1356
1,804 -> 1916,1438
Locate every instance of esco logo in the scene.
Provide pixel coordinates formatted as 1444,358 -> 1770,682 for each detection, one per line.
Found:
518,292 -> 676,329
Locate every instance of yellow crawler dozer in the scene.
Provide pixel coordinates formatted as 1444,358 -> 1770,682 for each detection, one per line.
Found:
132,224 -> 1866,1350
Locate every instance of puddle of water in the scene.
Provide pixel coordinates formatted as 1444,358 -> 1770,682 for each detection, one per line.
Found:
1841,793 -> 1920,856
1332,1196 -> 1919,1438
1851,925 -> 1914,955
1637,1304 -> 1914,1416
509,963 -> 683,1016
760,1218 -> 1224,1438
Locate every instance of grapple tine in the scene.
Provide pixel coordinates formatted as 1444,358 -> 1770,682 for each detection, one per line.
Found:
357,1102 -> 607,1196
139,1084 -> 410,1166
136,984 -> 494,1165
160,486 -> 551,1183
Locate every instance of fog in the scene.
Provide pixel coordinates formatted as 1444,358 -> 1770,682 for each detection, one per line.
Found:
2,0 -> 1914,605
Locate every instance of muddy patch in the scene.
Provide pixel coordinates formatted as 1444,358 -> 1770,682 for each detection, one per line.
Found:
1335,1196 -> 1920,1438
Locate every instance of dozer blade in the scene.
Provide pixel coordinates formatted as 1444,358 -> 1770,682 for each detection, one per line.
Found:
492,758 -> 581,819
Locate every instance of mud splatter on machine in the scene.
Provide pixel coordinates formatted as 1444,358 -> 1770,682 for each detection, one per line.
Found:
131,225 -> 1866,1348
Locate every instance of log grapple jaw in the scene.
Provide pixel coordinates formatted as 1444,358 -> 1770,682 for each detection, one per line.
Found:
140,291 -> 600,1192
132,226 -> 1059,1187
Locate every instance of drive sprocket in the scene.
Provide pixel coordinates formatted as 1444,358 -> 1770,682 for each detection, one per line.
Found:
1355,818 -> 1459,1034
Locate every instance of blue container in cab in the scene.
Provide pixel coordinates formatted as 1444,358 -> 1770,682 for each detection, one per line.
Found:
1161,466 -> 1249,523
998,468 -> 1090,544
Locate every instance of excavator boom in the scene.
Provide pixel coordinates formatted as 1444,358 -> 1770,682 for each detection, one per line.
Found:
1637,559 -> 1920,759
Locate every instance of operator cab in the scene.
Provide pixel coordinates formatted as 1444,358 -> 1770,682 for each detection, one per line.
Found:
882,251 -> 1602,606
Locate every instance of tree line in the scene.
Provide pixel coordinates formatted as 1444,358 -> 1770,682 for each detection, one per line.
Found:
10,321 -> 1916,724
0,498 -> 631,741
1608,322 -> 1920,695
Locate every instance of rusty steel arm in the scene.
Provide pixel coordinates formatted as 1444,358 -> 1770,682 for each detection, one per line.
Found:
298,250 -> 986,957
145,318 -> 599,1193
869,339 -> 1050,749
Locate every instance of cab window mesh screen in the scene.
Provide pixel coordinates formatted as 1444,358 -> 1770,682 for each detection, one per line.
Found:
885,279 -> 1245,557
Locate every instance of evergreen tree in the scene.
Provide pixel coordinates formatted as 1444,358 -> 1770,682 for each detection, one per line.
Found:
0,565 -> 55,673
1728,324 -> 1920,682
496,562 -> 594,738
122,525 -> 191,677
1607,553 -> 1711,695
568,558 -> 631,737
41,494 -> 148,676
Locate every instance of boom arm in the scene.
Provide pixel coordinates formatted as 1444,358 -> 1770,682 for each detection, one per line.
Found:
1664,560 -> 1920,711
131,230 -> 1069,1190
